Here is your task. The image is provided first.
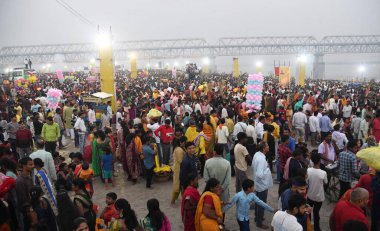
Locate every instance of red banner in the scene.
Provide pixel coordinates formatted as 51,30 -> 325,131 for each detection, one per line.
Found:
275,67 -> 279,77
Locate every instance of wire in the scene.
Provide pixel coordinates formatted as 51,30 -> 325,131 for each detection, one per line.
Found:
55,0 -> 95,27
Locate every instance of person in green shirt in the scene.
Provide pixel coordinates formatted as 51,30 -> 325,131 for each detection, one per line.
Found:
41,116 -> 60,155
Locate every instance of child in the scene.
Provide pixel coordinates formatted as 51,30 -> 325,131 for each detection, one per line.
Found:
77,162 -> 94,197
101,146 -> 113,188
223,179 -> 275,231
56,162 -> 73,191
100,192 -> 118,227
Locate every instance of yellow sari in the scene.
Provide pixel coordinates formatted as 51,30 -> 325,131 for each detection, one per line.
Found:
203,123 -> 215,159
194,192 -> 223,231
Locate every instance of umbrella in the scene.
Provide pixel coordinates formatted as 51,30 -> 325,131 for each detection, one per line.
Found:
147,108 -> 162,118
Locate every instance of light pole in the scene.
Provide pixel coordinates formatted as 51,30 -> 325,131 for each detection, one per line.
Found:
297,55 -> 307,87
358,65 -> 365,81
96,30 -> 116,112
202,57 -> 210,74
255,61 -> 263,73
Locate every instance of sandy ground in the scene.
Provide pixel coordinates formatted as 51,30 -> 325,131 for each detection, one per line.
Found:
61,139 -> 335,231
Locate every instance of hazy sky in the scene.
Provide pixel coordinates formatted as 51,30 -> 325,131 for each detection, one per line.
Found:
1,0 -> 380,78
1,0 -> 379,46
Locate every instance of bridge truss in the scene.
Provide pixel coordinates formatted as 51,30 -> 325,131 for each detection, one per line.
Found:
1,35 -> 380,78
1,35 -> 380,66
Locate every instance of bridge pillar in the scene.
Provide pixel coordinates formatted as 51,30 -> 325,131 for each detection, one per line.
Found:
313,54 -> 325,79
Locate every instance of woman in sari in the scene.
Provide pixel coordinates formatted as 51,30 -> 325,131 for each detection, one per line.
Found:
92,130 -> 105,176
194,178 -> 223,231
203,115 -> 215,159
118,121 -> 130,176
125,130 -> 142,183
111,198 -> 139,231
72,179 -> 96,231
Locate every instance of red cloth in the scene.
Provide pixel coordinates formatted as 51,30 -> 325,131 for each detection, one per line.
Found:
278,143 -> 293,174
100,204 -> 118,226
181,186 -> 201,231
0,176 -> 16,198
154,125 -> 174,144
203,195 -> 215,209
373,118 -> 380,143
332,200 -> 369,231
15,129 -> 33,148
355,174 -> 374,207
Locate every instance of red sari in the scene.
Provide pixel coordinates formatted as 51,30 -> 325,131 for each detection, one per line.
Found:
181,186 -> 201,231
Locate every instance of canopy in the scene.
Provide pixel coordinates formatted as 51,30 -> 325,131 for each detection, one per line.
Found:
91,92 -> 113,99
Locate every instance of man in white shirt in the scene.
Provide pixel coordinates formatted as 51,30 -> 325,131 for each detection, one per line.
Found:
221,103 -> 228,119
87,106 -> 96,125
215,118 -> 229,157
147,118 -> 162,161
307,153 -> 328,231
342,101 -> 352,119
309,111 -> 320,146
30,140 -> 57,182
332,124 -> 348,151
271,194 -> 305,231
233,115 -> 248,141
246,118 -> 257,144
292,108 -> 308,143
194,100 -> 201,113
255,116 -> 265,143
302,102 -> 312,113
74,112 -> 87,154
252,141 -> 273,229
351,112 -> 362,139
358,115 -> 371,142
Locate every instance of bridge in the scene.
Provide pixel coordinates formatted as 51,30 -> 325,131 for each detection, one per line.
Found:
1,35 -> 380,78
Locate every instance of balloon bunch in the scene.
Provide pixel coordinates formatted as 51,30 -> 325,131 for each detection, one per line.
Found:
14,78 -> 29,92
57,70 -> 64,83
46,88 -> 63,109
246,73 -> 264,111
29,75 -> 38,83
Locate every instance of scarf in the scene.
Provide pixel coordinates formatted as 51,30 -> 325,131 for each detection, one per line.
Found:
194,132 -> 210,147
36,170 -> 58,216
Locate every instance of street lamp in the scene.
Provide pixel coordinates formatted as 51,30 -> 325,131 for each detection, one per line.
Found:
358,65 -> 366,80
174,61 -> 179,68
255,61 -> 263,73
96,32 -> 112,49
202,57 -> 210,73
90,58 -> 96,64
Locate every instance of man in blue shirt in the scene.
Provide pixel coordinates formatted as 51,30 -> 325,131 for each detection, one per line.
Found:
142,136 -> 156,188
180,142 -> 198,190
223,179 -> 274,231
280,177 -> 309,231
319,111 -> 332,141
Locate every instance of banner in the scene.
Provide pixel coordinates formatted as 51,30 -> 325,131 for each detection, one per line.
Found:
233,58 -> 239,78
274,67 -> 280,77
279,66 -> 290,88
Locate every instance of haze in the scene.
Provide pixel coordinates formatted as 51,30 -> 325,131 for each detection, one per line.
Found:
1,0 -> 380,78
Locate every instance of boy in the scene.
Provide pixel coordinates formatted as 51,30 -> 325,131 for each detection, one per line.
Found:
223,179 -> 275,231
100,192 -> 118,226
101,146 -> 113,188
77,161 -> 94,196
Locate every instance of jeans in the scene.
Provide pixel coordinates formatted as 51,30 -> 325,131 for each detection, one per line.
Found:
276,159 -> 281,181
307,198 -> 323,230
237,219 -> 250,231
45,141 -> 57,156
58,129 -> 65,146
161,143 -> 171,165
339,180 -> 351,199
255,189 -> 268,226
78,133 -> 85,154
74,129 -> 79,147
156,143 -> 163,164
145,166 -> 154,188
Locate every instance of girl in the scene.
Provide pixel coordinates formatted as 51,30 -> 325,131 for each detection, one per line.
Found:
140,199 -> 171,231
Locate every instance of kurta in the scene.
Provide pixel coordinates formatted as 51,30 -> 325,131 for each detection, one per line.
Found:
63,106 -> 74,129
172,146 -> 186,199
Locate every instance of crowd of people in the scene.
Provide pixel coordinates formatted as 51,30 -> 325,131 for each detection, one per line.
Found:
0,68 -> 380,231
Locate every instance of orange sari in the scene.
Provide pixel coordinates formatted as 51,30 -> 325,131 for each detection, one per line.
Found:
194,192 -> 223,231
203,123 -> 215,159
